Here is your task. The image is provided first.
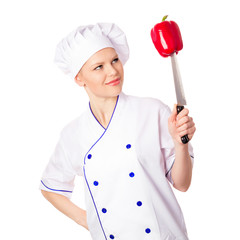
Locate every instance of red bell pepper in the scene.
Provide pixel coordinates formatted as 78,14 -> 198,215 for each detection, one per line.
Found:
151,15 -> 183,57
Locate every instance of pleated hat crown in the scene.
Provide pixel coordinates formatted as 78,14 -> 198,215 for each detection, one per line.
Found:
54,23 -> 129,79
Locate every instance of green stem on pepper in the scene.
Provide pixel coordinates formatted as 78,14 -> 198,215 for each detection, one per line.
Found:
162,15 -> 168,22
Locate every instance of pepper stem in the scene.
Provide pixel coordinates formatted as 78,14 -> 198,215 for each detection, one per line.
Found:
162,15 -> 168,21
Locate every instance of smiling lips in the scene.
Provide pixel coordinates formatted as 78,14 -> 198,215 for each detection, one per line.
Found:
106,78 -> 120,86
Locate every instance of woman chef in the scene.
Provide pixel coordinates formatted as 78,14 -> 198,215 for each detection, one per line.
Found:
40,23 -> 196,240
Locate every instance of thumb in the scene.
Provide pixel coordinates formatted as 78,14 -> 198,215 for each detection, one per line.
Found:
169,104 -> 178,122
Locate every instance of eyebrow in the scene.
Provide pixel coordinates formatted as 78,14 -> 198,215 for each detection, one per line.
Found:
90,55 -> 118,67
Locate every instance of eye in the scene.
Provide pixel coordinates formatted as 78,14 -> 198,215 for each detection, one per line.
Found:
112,58 -> 119,63
94,65 -> 103,70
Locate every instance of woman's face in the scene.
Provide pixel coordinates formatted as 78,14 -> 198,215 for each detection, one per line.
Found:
75,47 -> 124,99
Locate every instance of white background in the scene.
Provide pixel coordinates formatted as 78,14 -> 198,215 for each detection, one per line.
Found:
1,0 -> 240,239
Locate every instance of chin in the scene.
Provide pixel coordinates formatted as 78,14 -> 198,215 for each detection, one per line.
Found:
114,86 -> 123,96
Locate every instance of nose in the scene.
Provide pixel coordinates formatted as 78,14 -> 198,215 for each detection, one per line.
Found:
106,64 -> 118,76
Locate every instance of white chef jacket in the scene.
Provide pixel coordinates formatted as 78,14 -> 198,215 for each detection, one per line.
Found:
39,91 -> 194,240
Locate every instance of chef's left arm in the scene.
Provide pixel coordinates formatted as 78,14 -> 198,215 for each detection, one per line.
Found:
168,104 -> 196,192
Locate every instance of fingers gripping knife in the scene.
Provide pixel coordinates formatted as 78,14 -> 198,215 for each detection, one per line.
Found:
150,15 -> 189,144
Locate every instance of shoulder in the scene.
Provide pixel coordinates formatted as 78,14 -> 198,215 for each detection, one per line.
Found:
124,92 -> 170,114
59,109 -> 88,140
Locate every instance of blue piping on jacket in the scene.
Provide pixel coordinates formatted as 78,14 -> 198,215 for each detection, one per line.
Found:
83,94 -> 119,240
40,180 -> 73,193
89,102 -> 106,130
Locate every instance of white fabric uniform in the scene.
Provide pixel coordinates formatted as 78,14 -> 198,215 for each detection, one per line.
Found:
40,91 -> 194,240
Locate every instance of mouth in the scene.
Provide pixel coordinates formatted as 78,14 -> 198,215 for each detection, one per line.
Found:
106,78 -> 120,85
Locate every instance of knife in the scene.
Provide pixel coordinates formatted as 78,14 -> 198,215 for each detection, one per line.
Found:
170,52 -> 189,144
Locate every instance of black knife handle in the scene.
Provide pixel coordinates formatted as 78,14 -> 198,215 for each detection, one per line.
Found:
177,105 -> 189,144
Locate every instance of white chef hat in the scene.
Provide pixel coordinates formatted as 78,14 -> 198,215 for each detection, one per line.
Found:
54,23 -> 129,79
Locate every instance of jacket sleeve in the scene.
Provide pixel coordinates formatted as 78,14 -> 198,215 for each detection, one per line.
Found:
39,133 -> 76,199
159,105 -> 194,184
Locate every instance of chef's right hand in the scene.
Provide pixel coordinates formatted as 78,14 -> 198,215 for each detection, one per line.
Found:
41,190 -> 89,231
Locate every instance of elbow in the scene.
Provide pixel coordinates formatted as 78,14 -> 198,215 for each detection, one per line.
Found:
178,186 -> 189,192
173,182 -> 191,192
172,173 -> 192,192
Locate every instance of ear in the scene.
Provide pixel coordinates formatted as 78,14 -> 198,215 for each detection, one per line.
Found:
74,74 -> 85,87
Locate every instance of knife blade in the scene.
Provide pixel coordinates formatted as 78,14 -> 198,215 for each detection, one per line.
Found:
171,52 -> 187,105
170,52 -> 189,144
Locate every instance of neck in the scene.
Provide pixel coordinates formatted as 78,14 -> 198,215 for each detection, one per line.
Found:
89,94 -> 119,128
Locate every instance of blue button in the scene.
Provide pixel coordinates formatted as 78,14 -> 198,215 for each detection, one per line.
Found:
129,172 -> 135,177
88,154 -> 92,159
137,201 -> 142,206
109,234 -> 115,239
126,144 -> 131,149
102,208 -> 107,213
93,181 -> 99,186
145,228 -> 151,234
